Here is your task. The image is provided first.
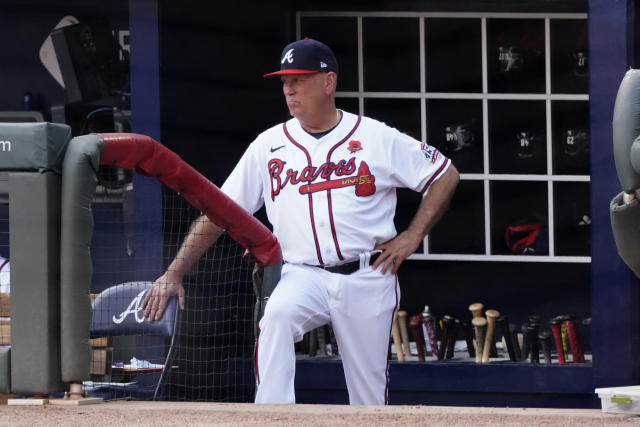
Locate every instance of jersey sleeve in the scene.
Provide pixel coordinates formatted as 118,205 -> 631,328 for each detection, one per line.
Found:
387,130 -> 451,195
220,140 -> 265,214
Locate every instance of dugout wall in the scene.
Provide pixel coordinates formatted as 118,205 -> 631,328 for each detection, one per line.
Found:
134,0 -> 627,408
1,0 -> 636,409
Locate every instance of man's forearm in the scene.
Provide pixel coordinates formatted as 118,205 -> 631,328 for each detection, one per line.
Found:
166,215 -> 225,278
407,165 -> 459,241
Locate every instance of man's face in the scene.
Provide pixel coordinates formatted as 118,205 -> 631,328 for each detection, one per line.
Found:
281,72 -> 334,118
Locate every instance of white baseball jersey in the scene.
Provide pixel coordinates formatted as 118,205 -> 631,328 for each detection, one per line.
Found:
221,110 -> 451,266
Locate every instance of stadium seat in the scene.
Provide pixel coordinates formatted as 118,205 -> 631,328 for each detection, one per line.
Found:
87,282 -> 179,401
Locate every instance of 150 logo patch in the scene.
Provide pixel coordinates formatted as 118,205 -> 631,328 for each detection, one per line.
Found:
421,143 -> 439,163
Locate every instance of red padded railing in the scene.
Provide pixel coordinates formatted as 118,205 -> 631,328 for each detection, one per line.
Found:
98,133 -> 282,267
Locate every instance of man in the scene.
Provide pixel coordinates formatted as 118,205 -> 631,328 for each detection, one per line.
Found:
142,38 -> 459,405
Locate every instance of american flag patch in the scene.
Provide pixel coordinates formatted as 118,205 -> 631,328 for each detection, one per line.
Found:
421,143 -> 440,163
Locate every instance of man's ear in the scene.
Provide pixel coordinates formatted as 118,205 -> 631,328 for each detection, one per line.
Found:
325,72 -> 338,94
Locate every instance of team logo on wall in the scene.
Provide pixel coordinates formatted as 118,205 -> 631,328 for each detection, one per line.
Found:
421,143 -> 440,163
348,140 -> 363,153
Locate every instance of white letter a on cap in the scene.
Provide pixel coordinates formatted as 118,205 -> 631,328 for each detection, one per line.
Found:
281,48 -> 294,64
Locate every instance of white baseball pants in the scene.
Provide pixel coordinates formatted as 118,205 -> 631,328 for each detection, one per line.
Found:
254,255 -> 399,405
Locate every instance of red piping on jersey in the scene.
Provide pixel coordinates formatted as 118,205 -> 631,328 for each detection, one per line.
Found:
325,115 -> 362,261
0,259 -> 8,273
420,157 -> 450,194
385,276 -> 399,405
283,122 -> 324,265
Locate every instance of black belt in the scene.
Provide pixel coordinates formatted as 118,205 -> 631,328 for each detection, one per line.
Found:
317,252 -> 381,275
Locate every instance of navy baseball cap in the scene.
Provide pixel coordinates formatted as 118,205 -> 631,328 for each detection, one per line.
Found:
263,38 -> 338,77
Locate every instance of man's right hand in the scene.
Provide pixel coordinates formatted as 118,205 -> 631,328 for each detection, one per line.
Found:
142,271 -> 186,322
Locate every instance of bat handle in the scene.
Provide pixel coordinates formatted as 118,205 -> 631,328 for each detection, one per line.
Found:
397,311 -> 411,359
391,312 -> 404,362
538,330 -> 552,364
468,302 -> 484,319
482,310 -> 500,363
472,317 -> 487,364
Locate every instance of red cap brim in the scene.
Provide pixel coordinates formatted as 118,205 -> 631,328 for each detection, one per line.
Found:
263,69 -> 319,78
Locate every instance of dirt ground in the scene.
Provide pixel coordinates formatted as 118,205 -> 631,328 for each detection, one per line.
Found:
1,401 -> 638,426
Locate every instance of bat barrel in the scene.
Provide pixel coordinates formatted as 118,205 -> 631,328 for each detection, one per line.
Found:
538,330 -> 552,364
550,317 -> 566,364
497,315 -> 518,361
462,321 -> 476,358
563,315 -> 586,363
409,315 -> 427,361
445,319 -> 459,360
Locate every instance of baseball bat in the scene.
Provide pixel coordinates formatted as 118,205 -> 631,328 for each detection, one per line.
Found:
397,310 -> 411,358
560,317 -> 570,362
439,315 -> 453,360
511,323 -> 522,361
445,318 -> 459,360
527,323 -> 540,363
496,315 -> 517,361
309,328 -> 318,357
461,321 -> 476,358
409,314 -> 427,361
468,302 -> 484,319
528,314 -> 542,326
471,316 -> 487,363
329,323 -> 339,356
519,323 -> 530,361
482,309 -> 500,363
538,329 -> 552,364
391,312 -> 404,361
550,317 -> 565,364
563,315 -> 586,363
422,305 -> 439,358
317,325 -> 327,356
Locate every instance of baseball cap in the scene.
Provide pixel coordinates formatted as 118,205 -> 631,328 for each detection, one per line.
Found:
263,38 -> 338,77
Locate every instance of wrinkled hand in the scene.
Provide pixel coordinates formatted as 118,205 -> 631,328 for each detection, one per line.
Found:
372,231 -> 422,275
141,271 -> 185,322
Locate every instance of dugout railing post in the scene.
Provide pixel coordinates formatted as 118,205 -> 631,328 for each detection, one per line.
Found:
0,123 -> 71,395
